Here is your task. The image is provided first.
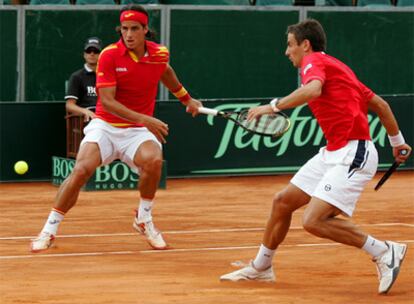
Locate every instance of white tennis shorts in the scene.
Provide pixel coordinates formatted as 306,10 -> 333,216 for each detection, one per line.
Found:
80,118 -> 161,173
290,140 -> 378,217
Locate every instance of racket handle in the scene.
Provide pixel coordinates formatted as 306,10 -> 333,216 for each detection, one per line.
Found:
198,107 -> 219,116
374,149 -> 408,191
400,149 -> 408,156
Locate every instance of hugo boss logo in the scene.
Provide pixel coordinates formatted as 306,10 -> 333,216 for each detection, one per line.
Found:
51,157 -> 166,191
87,86 -> 97,96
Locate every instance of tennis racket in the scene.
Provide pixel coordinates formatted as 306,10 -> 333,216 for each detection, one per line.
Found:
198,107 -> 290,137
374,149 -> 408,191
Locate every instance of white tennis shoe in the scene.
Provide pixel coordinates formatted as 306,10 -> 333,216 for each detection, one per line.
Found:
220,261 -> 275,282
374,241 -> 407,294
133,218 -> 167,250
30,232 -> 55,253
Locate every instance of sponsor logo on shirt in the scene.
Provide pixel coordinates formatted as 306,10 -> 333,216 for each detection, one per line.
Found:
116,67 -> 128,72
87,86 -> 97,96
303,63 -> 313,75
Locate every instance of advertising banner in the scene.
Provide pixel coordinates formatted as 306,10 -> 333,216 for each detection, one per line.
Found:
51,156 -> 167,191
159,96 -> 414,177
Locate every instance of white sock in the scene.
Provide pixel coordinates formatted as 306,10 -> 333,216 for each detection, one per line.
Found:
41,209 -> 65,236
137,198 -> 153,223
253,244 -> 275,271
362,235 -> 388,258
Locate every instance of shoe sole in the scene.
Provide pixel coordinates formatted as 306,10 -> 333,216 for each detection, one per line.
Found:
220,277 -> 275,282
30,237 -> 55,253
379,244 -> 407,294
148,243 -> 168,250
132,222 -> 168,250
220,276 -> 275,282
31,247 -> 50,253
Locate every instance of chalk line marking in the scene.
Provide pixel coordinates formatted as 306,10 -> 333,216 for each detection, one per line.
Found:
0,241 -> 413,260
0,222 -> 412,241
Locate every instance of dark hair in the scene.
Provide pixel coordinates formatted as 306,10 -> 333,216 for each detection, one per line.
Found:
286,19 -> 326,52
116,4 -> 156,40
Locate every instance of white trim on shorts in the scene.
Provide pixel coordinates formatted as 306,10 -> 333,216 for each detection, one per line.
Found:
290,140 -> 378,216
80,118 -> 162,173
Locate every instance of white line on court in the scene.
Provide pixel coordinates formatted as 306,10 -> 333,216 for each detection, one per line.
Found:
0,227 -> 264,241
1,240 -> 413,260
0,222 -> 412,241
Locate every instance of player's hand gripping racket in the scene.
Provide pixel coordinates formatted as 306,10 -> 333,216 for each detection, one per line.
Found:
198,107 -> 290,137
374,149 -> 408,191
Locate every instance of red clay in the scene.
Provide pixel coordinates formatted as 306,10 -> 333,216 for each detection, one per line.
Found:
0,172 -> 413,303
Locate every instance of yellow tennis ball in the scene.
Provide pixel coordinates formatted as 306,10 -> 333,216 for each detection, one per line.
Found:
14,161 -> 29,175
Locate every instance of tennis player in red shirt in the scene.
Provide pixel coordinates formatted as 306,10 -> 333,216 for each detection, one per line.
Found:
220,19 -> 411,294
31,4 -> 202,252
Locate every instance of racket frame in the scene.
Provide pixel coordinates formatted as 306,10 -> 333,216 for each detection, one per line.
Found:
198,106 -> 290,137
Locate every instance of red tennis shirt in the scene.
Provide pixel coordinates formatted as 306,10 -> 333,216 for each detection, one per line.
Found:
95,39 -> 169,127
300,52 -> 375,151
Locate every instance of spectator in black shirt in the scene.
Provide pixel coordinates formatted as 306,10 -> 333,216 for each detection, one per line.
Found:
65,37 -> 102,122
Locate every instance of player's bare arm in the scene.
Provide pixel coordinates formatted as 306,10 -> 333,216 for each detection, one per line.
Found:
368,94 -> 412,162
160,64 -> 203,117
99,86 -> 169,143
65,99 -> 96,122
247,79 -> 322,121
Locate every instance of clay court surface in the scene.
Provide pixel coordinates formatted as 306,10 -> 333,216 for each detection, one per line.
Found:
0,172 -> 413,304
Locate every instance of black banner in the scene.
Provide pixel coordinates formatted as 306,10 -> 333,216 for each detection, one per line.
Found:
158,96 -> 414,176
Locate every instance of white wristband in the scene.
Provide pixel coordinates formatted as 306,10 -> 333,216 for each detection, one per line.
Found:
388,131 -> 405,147
269,98 -> 281,113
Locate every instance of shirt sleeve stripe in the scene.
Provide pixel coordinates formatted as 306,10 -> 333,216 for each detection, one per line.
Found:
96,82 -> 117,88
64,95 -> 79,100
304,76 -> 325,85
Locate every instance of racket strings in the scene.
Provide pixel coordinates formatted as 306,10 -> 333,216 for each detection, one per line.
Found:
238,112 -> 289,136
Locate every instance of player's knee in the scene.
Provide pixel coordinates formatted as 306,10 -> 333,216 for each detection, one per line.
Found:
71,165 -> 94,184
140,156 -> 163,174
271,192 -> 293,217
302,213 -> 322,236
